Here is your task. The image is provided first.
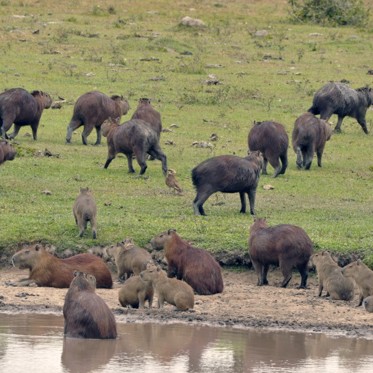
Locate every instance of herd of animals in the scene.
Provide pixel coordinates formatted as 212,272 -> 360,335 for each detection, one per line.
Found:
1,80 -> 373,339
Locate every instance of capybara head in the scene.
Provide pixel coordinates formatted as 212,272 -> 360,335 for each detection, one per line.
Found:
0,140 -> 16,162
101,117 -> 120,137
70,271 -> 97,291
309,251 -> 335,268
110,95 -> 130,115
11,244 -> 44,269
363,296 -> 373,313
341,260 -> 364,277
31,90 -> 53,109
150,229 -> 176,250
246,150 -> 264,167
140,262 -> 161,283
250,217 -> 269,233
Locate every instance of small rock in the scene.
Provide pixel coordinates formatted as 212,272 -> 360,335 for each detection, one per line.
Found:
180,16 -> 206,28
263,184 -> 274,190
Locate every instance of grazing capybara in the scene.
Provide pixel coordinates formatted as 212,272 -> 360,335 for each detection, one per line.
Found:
308,81 -> 373,134
248,218 -> 313,288
292,112 -> 332,170
165,168 -> 183,194
0,140 -> 16,166
310,251 -> 354,301
342,260 -> 373,306
73,187 -> 97,239
102,117 -> 168,176
66,91 -> 129,145
0,88 -> 52,140
248,121 -> 288,177
192,150 -> 263,215
363,296 -> 373,313
10,244 -> 112,288
150,229 -> 224,295
140,263 -> 194,311
131,98 -> 162,138
63,271 -> 117,339
118,275 -> 154,309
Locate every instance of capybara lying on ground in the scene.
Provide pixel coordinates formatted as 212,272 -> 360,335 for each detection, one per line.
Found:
308,81 -> 373,134
292,112 -> 332,170
63,271 -> 117,339
310,251 -> 354,301
0,140 -> 16,166
131,98 -> 162,138
73,187 -> 97,239
363,296 -> 373,312
248,121 -> 288,177
118,275 -> 154,309
150,229 -> 223,295
102,117 -> 168,176
66,91 -> 129,145
0,88 -> 52,140
10,244 -> 112,288
248,218 -> 313,288
192,150 -> 263,215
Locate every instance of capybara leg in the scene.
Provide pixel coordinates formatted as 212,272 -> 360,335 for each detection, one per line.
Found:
8,125 -> 21,140
279,154 -> 287,175
239,192 -> 247,214
149,147 -> 168,176
66,121 -> 81,143
81,126 -> 93,145
104,156 -> 115,169
280,262 -> 292,288
157,295 -> 164,309
304,147 -> 314,170
31,124 -> 38,140
94,126 -> 101,145
357,294 -> 364,307
91,218 -> 97,239
126,154 -> 136,173
262,158 -> 268,175
296,147 -> 303,169
252,262 -> 264,286
297,263 -> 309,289
268,155 -> 281,178
262,264 -> 269,285
272,164 -> 282,178
193,192 -> 209,215
357,117 -> 369,134
138,290 -> 146,309
247,190 -> 256,215
334,116 -> 344,133
316,145 -> 325,167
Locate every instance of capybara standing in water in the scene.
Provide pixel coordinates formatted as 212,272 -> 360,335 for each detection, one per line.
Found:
308,81 -> 373,134
363,296 -> 373,312
0,88 -> 52,140
0,140 -> 16,166
118,275 -> 154,309
248,121 -> 288,177
248,218 -> 313,288
63,271 -> 117,339
292,112 -> 332,170
66,91 -> 129,145
73,187 -> 97,239
10,244 -> 112,288
310,251 -> 354,301
192,151 -> 263,216
131,98 -> 162,138
150,229 -> 224,295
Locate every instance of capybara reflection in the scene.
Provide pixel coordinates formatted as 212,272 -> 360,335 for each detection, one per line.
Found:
73,187 -> 97,239
249,218 -> 313,288
363,296 -> 373,313
131,98 -> 162,138
0,140 -> 16,165
63,271 -> 117,339
118,275 -> 154,309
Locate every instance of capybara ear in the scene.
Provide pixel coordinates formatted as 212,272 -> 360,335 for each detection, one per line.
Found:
168,228 -> 176,235
357,260 -> 361,265
73,270 -> 79,277
35,244 -> 41,251
156,266 -> 161,272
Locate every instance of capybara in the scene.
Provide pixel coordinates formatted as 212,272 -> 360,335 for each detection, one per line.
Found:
248,121 -> 288,177
0,88 -> 52,140
11,244 -> 112,288
102,117 -> 167,176
118,275 -> 154,309
131,98 -> 162,138
150,229 -> 224,295
363,296 -> 373,313
292,112 -> 332,170
342,260 -> 373,306
308,81 -> 373,134
192,150 -> 263,215
248,218 -> 313,288
140,263 -> 194,311
73,187 -> 97,239
63,271 -> 117,339
0,140 -> 16,166
165,168 -> 182,194
310,251 -> 354,301
66,91 -> 129,145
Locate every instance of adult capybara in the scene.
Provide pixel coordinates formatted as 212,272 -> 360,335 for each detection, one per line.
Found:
363,296 -> 373,313
292,112 -> 332,170
248,121 -> 288,177
118,275 -> 154,309
0,140 -> 16,166
102,117 -> 167,176
308,81 -> 373,134
11,244 -> 112,288
192,150 -> 263,215
140,263 -> 194,311
0,88 -> 52,140
150,229 -> 224,295
66,91 -> 129,145
310,251 -> 354,301
131,98 -> 162,138
248,218 -> 313,288
342,260 -> 373,306
73,187 -> 97,239
63,271 -> 117,339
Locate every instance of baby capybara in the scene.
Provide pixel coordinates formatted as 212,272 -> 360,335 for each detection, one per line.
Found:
73,187 -> 97,239
248,121 -> 288,177
0,140 -> 16,166
248,218 -> 313,288
131,98 -> 162,138
118,275 -> 154,309
63,271 -> 117,339
363,296 -> 373,313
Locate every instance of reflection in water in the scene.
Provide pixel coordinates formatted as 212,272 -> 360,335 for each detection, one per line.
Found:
0,313 -> 372,373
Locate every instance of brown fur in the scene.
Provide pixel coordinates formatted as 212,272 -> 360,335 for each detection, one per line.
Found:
165,169 -> 183,193
363,296 -> 373,313
0,140 -> 16,165
131,98 -> 162,138
73,187 -> 97,239
249,218 -> 313,288
118,275 -> 154,309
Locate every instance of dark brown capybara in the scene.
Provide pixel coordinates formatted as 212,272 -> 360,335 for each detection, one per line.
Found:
248,218 -> 313,288
192,150 -> 263,215
363,296 -> 373,312
150,229 -> 224,295
118,275 -> 154,309
66,91 -> 129,145
10,244 -> 112,288
63,271 -> 117,339
131,98 -> 162,138
308,81 -> 373,134
292,112 -> 332,170
0,140 -> 16,165
248,121 -> 288,177
102,117 -> 167,176
0,88 -> 52,140
73,187 -> 97,239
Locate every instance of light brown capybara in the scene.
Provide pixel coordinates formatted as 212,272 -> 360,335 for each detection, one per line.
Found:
131,98 -> 162,138
10,244 -> 112,288
63,271 -> 117,339
140,263 -> 194,311
248,218 -> 313,288
150,229 -> 224,295
310,251 -> 354,301
118,275 -> 154,309
363,296 -> 373,312
73,187 -> 97,239
0,140 -> 16,165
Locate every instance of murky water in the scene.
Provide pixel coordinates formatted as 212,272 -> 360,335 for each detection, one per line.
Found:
0,314 -> 373,373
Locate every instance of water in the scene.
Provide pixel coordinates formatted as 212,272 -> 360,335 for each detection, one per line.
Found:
0,313 -> 372,373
